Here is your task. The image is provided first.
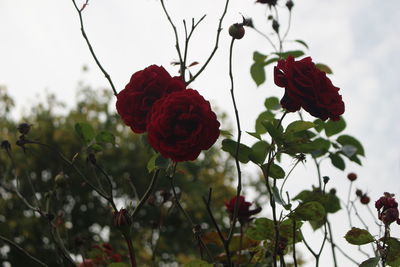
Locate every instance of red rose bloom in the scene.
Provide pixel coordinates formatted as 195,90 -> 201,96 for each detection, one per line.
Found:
375,193 -> 400,225
116,65 -> 185,133
274,56 -> 345,121
147,89 -> 220,162
225,195 -> 262,223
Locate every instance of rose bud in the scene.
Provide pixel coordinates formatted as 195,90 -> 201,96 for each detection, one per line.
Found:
272,19 -> 279,33
112,209 -> 132,229
229,23 -> 245,40
355,189 -> 363,197
329,188 -> 337,195
286,0 -> 294,10
0,140 -> 11,151
347,172 -> 357,181
55,172 -> 69,188
17,123 -> 31,135
360,195 -> 370,205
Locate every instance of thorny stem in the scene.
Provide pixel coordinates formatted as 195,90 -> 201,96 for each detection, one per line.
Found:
71,0 -> 117,96
0,234 -> 48,266
186,0 -> 230,86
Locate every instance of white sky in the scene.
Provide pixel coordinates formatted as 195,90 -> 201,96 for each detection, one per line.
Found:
1,0 -> 400,266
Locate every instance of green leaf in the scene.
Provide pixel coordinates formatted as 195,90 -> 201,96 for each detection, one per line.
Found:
268,163 -> 285,179
272,185 -> 286,206
220,129 -> 233,137
75,122 -> 95,144
253,51 -> 268,62
329,153 -> 345,170
229,234 -> 258,251
96,131 -> 115,144
313,119 -> 325,132
285,120 -> 314,135
293,201 -> 326,221
246,218 -> 275,241
386,238 -> 400,266
294,39 -> 309,49
88,144 -> 103,152
324,117 -> 346,137
221,139 -> 252,163
183,260 -> 213,267
293,189 -> 341,214
337,135 -> 365,156
249,141 -> 270,164
251,63 -> 266,86
296,138 -> 330,157
262,121 -> 283,143
315,63 -> 333,74
246,131 -> 262,140
279,219 -> 303,243
264,58 -> 279,66
264,97 -> 281,110
359,257 -> 380,267
274,50 -> 305,59
255,111 -> 275,134
344,228 -> 374,245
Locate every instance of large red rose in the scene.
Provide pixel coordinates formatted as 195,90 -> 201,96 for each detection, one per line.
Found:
147,89 -> 220,162
116,65 -> 185,133
274,56 -> 345,121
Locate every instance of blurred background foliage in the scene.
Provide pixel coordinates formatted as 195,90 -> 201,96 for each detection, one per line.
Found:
0,76 -> 238,266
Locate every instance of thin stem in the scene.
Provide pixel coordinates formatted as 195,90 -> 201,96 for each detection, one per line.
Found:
292,219 -> 298,267
94,162 -> 117,211
282,11 -> 292,42
251,26 -> 278,53
186,0 -> 230,85
0,234 -> 48,266
326,221 -> 338,267
124,234 -> 137,267
131,169 -> 160,219
326,236 -> 359,265
160,0 -> 184,77
71,0 -> 117,96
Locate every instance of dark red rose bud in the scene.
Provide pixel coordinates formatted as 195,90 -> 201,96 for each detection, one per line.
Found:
286,0 -> 294,10
274,56 -> 345,121
360,195 -> 370,205
17,123 -> 31,135
272,19 -> 279,33
0,140 -> 11,154
381,208 -> 399,225
323,176 -> 330,184
355,189 -> 363,197
329,188 -> 337,195
243,18 -> 254,28
229,24 -> 245,39
347,172 -> 357,181
112,209 -> 132,229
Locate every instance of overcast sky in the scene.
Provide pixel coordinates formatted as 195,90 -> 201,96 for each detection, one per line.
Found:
1,0 -> 400,265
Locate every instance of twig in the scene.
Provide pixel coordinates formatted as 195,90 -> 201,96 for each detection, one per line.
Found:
71,0 -> 117,96
186,0 -> 230,85
0,234 -> 48,266
131,169 -> 160,219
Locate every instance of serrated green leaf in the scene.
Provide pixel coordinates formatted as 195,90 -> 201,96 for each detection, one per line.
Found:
337,135 -> 365,156
293,201 -> 326,221
264,97 -> 281,110
293,189 -> 341,214
75,122 -> 95,144
344,227 -> 374,245
329,153 -> 345,170
249,141 -> 270,164
294,39 -> 309,49
325,117 -> 346,137
253,51 -> 268,62
285,121 -> 314,135
96,131 -> 115,144
315,63 -> 333,74
222,139 -> 252,163
251,63 -> 266,86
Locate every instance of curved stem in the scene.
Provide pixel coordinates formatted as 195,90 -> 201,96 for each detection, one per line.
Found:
124,234 -> 137,267
71,0 -> 117,96
131,169 -> 160,219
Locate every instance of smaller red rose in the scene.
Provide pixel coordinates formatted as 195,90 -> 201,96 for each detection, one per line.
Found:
116,65 -> 185,133
274,56 -> 345,121
147,89 -> 220,162
225,195 -> 261,223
